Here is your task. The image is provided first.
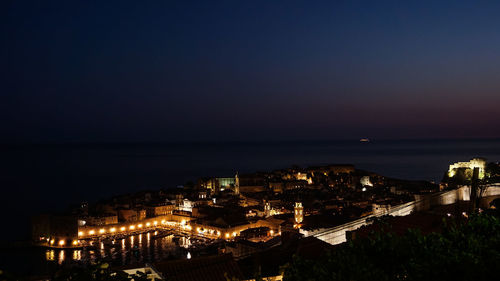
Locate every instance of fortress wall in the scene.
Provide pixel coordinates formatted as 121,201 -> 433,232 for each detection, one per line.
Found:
310,185 -> 500,246
312,216 -> 371,245
483,185 -> 500,196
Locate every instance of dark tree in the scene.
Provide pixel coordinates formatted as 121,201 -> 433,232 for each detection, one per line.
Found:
283,214 -> 500,281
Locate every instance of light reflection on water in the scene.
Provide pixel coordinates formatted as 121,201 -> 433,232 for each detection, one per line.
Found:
46,250 -> 55,261
73,250 -> 81,261
58,250 -> 65,265
43,230 -> 204,267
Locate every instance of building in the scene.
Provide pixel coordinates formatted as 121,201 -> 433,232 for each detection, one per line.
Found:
178,198 -> 194,212
285,180 -> 307,190
372,203 -> 391,216
269,182 -> 284,194
198,177 -> 236,194
264,201 -> 271,217
448,158 -> 486,179
147,203 -> 175,217
118,209 -> 146,222
360,176 -> 373,187
294,202 -> 303,225
235,172 -> 240,195
87,214 -> 119,226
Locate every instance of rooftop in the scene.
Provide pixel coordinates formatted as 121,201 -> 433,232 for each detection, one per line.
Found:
153,254 -> 243,281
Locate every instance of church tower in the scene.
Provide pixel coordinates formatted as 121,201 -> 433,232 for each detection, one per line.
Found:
294,202 -> 303,225
234,172 -> 240,195
264,200 -> 271,217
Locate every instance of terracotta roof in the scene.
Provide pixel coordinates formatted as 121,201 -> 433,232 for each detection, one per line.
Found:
153,254 -> 243,281
237,233 -> 335,279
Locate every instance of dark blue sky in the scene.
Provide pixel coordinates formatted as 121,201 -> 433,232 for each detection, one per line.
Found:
2,0 -> 500,142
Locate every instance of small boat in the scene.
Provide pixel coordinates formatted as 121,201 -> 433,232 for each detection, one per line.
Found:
359,138 -> 370,142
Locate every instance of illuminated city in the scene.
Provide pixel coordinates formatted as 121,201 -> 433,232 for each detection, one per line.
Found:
25,159 -> 500,280
2,1 -> 500,280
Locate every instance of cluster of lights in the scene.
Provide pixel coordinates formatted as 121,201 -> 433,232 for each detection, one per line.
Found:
83,221 -> 244,241
80,220 -> 165,237
193,227 -> 222,237
46,250 -> 55,261
77,218 -> 241,240
46,238 -> 81,247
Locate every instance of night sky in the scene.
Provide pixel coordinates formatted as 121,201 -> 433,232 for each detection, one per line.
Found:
2,0 -> 500,142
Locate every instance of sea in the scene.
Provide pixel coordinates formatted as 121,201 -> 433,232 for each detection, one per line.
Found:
0,139 -> 499,276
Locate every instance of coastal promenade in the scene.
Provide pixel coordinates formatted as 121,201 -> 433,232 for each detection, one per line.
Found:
40,212 -> 281,249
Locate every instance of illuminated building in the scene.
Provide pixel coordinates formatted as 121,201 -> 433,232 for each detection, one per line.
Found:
178,198 -> 194,212
360,176 -> 373,187
294,202 -> 303,224
448,158 -> 486,179
199,177 -> 236,194
264,201 -> 271,217
118,209 -> 146,222
146,203 -> 175,217
234,172 -> 240,195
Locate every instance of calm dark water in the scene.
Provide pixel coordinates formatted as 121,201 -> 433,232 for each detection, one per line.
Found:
0,139 -> 499,274
0,230 -> 199,277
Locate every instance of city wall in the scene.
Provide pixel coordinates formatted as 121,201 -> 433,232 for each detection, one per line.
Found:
307,185 -> 500,245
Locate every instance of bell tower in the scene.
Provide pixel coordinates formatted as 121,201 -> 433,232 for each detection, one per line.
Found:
294,202 -> 303,225
264,200 -> 271,217
234,172 -> 240,195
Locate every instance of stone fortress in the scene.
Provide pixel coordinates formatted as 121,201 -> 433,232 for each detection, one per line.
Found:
448,158 -> 486,179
